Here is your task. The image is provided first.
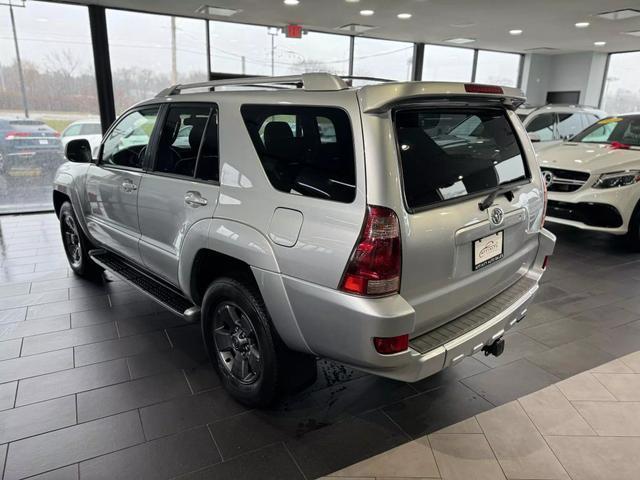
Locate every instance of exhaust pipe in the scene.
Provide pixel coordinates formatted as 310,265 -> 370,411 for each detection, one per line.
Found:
482,337 -> 505,357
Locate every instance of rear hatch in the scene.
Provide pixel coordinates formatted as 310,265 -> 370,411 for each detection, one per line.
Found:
392,104 -> 543,337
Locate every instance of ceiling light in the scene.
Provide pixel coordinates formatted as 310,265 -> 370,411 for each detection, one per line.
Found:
398,13 -> 412,19
283,0 -> 299,4
624,30 -> 640,37
509,29 -> 523,35
597,9 -> 640,20
444,37 -> 476,44
594,41 -> 607,46
575,22 -> 590,28
360,9 -> 374,16
195,5 -> 241,17
345,0 -> 360,2
450,22 -> 476,28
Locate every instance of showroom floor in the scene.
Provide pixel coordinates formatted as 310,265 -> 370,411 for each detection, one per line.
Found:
2,214 -> 640,479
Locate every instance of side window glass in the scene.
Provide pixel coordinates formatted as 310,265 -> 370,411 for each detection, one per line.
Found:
526,113 -> 556,141
101,108 -> 159,169
580,123 -> 616,142
63,125 -> 82,137
195,112 -> 220,182
80,124 -> 102,135
154,105 -> 213,177
241,105 -> 356,203
557,113 -> 584,139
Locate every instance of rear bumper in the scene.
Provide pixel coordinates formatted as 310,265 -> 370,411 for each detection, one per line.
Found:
273,228 -> 555,382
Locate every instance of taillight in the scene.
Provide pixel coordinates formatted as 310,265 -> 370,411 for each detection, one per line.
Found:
4,131 -> 30,140
374,334 -> 409,354
52,132 -> 60,137
464,84 -> 504,95
542,256 -> 550,269
340,205 -> 401,296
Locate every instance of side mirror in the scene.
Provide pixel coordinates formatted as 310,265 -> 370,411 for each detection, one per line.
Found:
528,132 -> 541,143
65,139 -> 92,163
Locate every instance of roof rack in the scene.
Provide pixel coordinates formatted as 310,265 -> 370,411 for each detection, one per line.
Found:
156,72 -> 349,97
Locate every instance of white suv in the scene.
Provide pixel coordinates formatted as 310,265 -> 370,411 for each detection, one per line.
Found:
537,114 -> 640,241
517,104 -> 606,150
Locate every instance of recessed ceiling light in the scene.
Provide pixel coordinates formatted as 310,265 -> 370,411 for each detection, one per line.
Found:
360,9 -> 374,16
444,37 -> 476,44
195,5 -> 242,17
345,0 -> 360,2
575,22 -> 590,28
283,0 -> 299,5
597,9 -> 640,20
450,22 -> 476,28
594,41 -> 607,46
397,13 -> 412,19
509,29 -> 523,35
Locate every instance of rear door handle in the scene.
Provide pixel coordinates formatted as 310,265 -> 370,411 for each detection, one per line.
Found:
185,191 -> 208,207
121,180 -> 137,192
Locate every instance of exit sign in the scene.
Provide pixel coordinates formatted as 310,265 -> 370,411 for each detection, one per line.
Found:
285,24 -> 303,38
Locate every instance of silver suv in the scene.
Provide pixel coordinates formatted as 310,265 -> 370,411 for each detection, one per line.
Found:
54,74 -> 555,406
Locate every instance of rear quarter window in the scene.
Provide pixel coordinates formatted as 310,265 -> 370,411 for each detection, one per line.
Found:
395,108 -> 529,211
241,105 -> 356,203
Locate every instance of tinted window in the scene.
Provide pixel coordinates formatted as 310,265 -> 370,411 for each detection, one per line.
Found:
395,109 -> 528,210
154,105 -> 216,178
526,113 -> 556,141
241,105 -> 355,203
557,113 -> 584,139
101,107 -> 159,168
80,124 -> 102,135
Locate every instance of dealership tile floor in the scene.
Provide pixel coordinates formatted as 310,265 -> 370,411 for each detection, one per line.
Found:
3,214 -> 640,479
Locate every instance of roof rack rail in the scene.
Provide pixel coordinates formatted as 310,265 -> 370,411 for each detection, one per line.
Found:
341,76 -> 394,83
156,72 -> 349,97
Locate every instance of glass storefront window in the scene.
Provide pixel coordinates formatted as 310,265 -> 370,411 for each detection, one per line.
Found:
353,37 -> 414,83
0,1 -> 99,213
601,52 -> 640,114
107,10 -> 208,114
209,21 -> 350,76
422,45 -> 474,82
474,50 -> 521,87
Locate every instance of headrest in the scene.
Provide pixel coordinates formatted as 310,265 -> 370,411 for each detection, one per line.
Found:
264,121 -> 293,152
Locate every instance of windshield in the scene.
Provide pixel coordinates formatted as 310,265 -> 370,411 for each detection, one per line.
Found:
395,108 -> 529,210
572,116 -> 640,147
517,113 -> 528,123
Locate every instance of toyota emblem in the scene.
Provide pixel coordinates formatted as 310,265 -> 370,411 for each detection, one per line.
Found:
542,170 -> 554,188
489,206 -> 504,227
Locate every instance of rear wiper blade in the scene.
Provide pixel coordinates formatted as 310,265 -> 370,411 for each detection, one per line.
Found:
478,185 -> 515,211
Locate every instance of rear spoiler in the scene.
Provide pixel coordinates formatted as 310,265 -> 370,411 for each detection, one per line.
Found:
358,81 -> 526,113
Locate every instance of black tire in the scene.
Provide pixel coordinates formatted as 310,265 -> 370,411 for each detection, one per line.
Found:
201,276 -> 316,407
59,201 -> 103,278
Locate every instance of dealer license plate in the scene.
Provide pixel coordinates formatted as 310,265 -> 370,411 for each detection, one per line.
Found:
473,231 -> 504,271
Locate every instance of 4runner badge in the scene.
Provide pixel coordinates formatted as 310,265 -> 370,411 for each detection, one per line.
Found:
489,206 -> 504,227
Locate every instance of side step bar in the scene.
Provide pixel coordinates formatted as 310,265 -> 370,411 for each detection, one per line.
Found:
89,249 -> 200,322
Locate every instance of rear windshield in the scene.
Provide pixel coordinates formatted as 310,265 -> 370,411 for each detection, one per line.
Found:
395,108 -> 528,210
9,120 -> 45,126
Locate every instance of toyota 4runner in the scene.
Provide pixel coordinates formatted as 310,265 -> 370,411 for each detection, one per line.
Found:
54,73 -> 555,406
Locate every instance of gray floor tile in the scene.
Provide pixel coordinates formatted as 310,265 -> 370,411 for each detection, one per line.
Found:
0,291 -> 64,311
79,427 -> 220,480
546,436 -> 640,480
285,410 -> 408,479
573,401 -> 640,436
592,373 -> 640,401
0,315 -> 70,342
74,331 -> 171,366
0,381 -> 16,411
26,296 -> 109,320
413,357 -> 489,392
3,410 -> 144,480
71,301 -> 166,328
477,401 -> 568,480
521,317 -> 601,348
175,443 -> 303,480
141,388 -> 246,440
0,395 -> 76,444
116,311 -> 184,337
0,444 -> 6,478
429,433 -> 505,480
77,371 -> 191,422
21,322 -> 117,356
29,276 -> 94,293
126,349 -> 204,380
0,338 -> 21,361
556,372 -> 616,401
570,305 -> 640,330
474,332 -> 548,369
0,283 -> 30,298
0,307 -> 27,325
462,358 -> 560,406
16,358 -> 130,406
526,339 -> 615,379
27,465 -> 79,480
0,349 -> 73,384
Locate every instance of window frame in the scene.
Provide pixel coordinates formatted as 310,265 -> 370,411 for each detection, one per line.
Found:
97,103 -> 163,173
391,105 -> 532,214
145,102 -> 220,185
240,103 -> 358,204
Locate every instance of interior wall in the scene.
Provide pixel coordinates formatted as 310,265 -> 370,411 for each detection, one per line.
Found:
521,51 -> 607,108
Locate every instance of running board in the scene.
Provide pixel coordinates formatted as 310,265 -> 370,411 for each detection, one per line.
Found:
89,249 -> 199,322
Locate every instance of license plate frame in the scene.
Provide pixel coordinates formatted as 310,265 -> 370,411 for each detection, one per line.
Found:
473,231 -> 504,271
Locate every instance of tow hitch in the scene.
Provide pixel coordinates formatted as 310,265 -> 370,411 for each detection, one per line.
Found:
482,337 -> 505,357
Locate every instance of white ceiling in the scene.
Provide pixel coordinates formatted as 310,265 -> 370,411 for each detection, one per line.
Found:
62,0 -> 640,54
